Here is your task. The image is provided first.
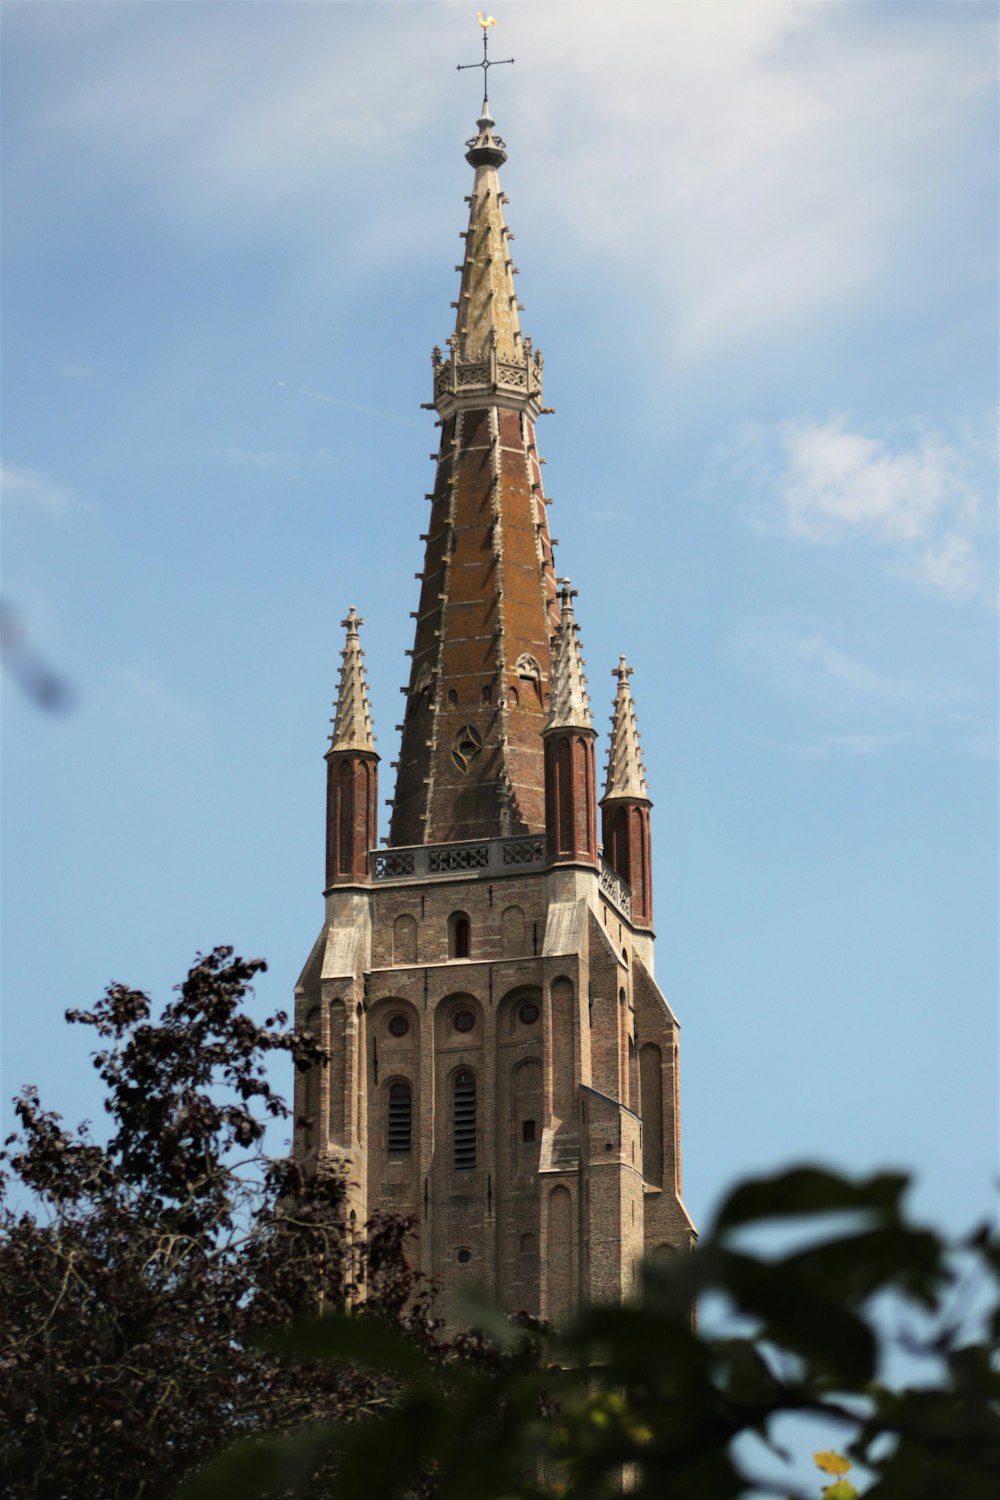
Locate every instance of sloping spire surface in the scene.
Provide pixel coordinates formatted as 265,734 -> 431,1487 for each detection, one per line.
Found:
547,580 -> 592,731
330,606 -> 375,753
452,106 -> 524,364
388,106 -> 559,847
603,656 -> 649,799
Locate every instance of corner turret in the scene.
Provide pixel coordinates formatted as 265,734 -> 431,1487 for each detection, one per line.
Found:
325,607 -> 378,886
601,657 -> 653,930
543,580 -> 598,866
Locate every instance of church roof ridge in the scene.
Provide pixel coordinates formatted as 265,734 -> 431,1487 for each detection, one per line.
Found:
329,605 -> 376,754
602,655 -> 649,801
546,579 -> 593,732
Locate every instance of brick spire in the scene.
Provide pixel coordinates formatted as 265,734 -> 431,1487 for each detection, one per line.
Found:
388,105 -> 560,847
330,606 -> 375,753
546,579 -> 592,731
603,657 -> 648,800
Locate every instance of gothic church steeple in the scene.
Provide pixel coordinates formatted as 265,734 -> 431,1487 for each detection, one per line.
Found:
296,49 -> 694,1328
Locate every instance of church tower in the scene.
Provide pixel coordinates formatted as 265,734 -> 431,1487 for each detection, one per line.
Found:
295,78 -> 694,1322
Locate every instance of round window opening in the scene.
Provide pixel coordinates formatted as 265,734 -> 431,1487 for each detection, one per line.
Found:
453,1010 -> 475,1033
518,1002 -> 540,1025
387,1015 -> 409,1038
456,1248 -> 472,1264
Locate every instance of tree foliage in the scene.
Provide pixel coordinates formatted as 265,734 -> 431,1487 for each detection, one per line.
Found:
2,949 -> 997,1499
0,949 -> 436,1500
184,1167 -> 999,1500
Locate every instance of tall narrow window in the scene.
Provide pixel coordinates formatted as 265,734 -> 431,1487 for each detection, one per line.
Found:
388,1081 -> 412,1154
449,912 -> 471,959
453,1071 -> 476,1170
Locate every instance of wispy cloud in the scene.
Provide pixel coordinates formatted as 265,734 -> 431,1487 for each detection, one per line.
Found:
4,5 -> 992,360
827,732 -> 915,756
107,664 -> 203,741
215,445 -> 343,480
731,414 -> 995,606
736,621 -> 966,710
0,461 -> 87,517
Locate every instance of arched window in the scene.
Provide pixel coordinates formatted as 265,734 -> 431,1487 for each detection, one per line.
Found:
453,1070 -> 476,1170
447,689 -> 458,707
449,912 -> 471,959
388,1080 -> 412,1154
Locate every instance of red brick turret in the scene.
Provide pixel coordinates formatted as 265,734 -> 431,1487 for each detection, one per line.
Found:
325,607 -> 378,887
543,580 -> 598,867
601,657 -> 653,929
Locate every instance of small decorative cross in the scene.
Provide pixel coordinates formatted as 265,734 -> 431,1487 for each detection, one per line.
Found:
342,606 -> 363,633
614,655 -> 634,681
457,14 -> 514,110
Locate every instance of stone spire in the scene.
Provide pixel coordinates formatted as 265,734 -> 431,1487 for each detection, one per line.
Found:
547,580 -> 592,730
604,657 -> 649,800
431,104 -> 544,416
388,106 -> 559,847
330,607 -> 375,753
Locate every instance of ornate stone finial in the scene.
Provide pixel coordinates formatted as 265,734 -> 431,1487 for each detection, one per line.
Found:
546,578 -> 592,731
604,655 -> 649,800
330,606 -> 376,753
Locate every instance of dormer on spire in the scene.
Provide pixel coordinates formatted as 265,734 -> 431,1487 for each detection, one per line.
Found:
546,580 -> 592,731
543,580 -> 598,867
330,606 -> 375,753
601,656 -> 654,929
603,656 -> 649,801
325,606 -> 378,887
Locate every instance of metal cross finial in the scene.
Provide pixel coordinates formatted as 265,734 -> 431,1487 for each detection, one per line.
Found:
457,14 -> 514,111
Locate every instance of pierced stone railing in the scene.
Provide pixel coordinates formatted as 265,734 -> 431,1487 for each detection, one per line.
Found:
599,857 -> 632,921
371,835 -> 545,883
430,343 -> 544,417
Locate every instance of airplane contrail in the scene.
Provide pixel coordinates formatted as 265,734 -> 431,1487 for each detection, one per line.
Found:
278,382 -> 423,429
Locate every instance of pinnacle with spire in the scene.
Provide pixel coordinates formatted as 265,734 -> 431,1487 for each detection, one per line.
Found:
329,607 -> 375,754
604,656 -> 649,800
547,580 -> 593,731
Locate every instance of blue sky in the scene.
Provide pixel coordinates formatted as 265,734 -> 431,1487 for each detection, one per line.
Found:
2,0 -> 997,1267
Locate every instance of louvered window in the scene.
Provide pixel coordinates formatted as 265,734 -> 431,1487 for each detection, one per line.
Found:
453,1071 -> 476,1170
388,1081 -> 412,1154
